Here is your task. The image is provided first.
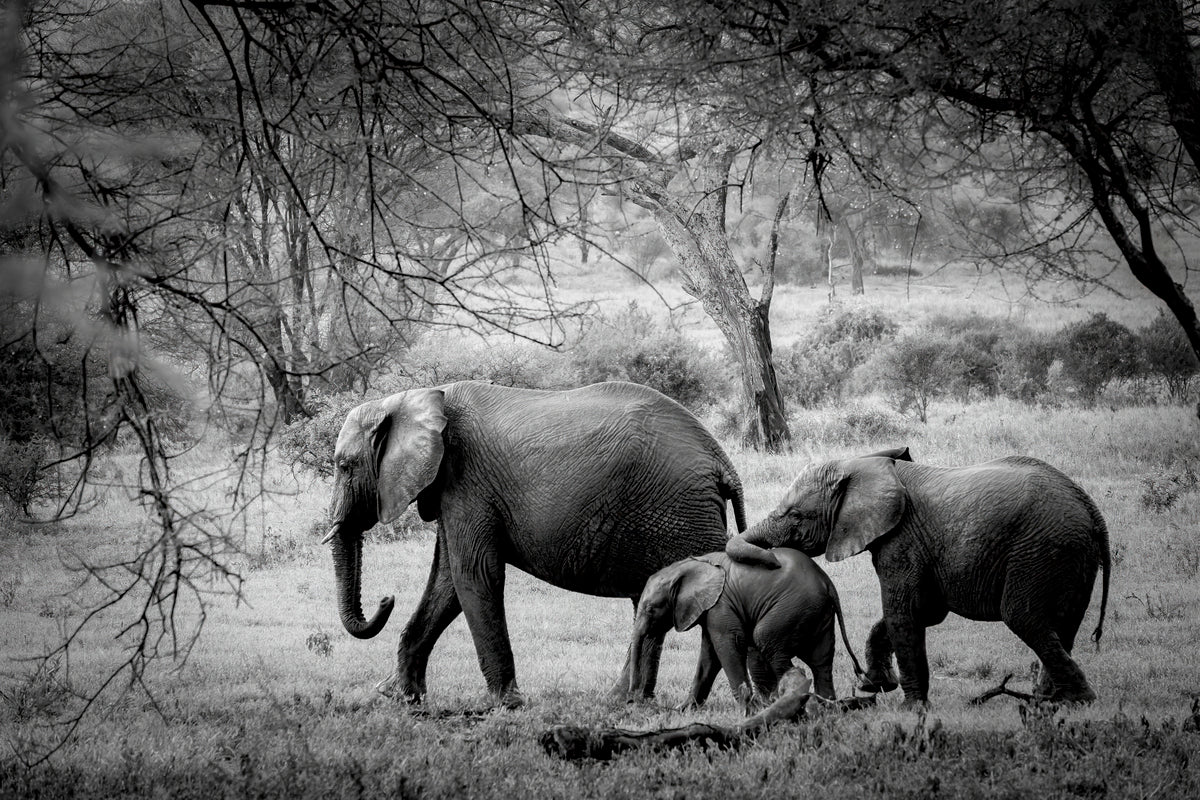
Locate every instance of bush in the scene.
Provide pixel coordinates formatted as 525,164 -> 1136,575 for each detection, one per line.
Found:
995,328 -> 1057,402
277,391 -> 367,477
866,330 -> 962,422
0,436 -> 54,516
777,304 -> 899,408
1055,313 -> 1141,405
1138,311 -> 1198,402
396,334 -> 575,391
787,403 -> 914,448
571,302 -> 724,409
922,314 -> 1007,401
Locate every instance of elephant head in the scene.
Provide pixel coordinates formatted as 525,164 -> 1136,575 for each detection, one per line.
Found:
726,456 -> 907,568
323,389 -> 447,639
628,557 -> 726,698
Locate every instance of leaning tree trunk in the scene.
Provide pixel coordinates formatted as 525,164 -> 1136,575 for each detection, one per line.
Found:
840,215 -> 866,296
640,147 -> 792,451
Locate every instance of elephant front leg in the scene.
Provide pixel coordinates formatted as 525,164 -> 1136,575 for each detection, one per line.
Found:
681,627 -> 722,711
881,602 -> 931,706
708,624 -> 753,714
610,597 -> 643,701
383,533 -> 462,704
450,539 -> 522,707
860,618 -> 900,693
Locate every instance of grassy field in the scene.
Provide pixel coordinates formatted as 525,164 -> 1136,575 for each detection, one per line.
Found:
3,265 -> 1200,797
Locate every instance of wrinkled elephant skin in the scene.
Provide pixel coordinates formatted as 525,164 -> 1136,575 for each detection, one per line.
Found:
726,453 -> 1111,705
326,381 -> 746,706
628,548 -> 863,713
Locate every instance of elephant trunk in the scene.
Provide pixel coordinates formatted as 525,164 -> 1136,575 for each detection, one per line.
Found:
329,522 -> 395,639
627,618 -> 665,699
725,519 -> 784,568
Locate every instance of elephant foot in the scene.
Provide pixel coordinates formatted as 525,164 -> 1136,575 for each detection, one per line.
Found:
497,687 -> 526,709
1042,685 -> 1096,705
375,672 -> 423,705
860,666 -> 899,694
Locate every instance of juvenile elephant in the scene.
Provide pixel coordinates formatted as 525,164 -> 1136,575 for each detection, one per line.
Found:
627,548 -> 863,712
725,453 -> 1110,705
325,381 -> 746,707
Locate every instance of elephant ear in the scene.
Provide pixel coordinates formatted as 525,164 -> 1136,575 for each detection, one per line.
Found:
372,389 -> 448,524
672,559 -> 726,632
825,457 -> 907,562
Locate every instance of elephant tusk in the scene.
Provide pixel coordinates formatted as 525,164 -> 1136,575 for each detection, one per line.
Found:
321,526 -> 338,545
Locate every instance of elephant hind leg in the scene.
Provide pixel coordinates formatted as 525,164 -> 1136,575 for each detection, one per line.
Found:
386,530 -> 463,702
1003,606 -> 1095,703
747,647 -> 778,700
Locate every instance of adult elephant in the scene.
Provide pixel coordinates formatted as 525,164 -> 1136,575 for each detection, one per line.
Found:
725,453 -> 1110,705
324,380 -> 746,707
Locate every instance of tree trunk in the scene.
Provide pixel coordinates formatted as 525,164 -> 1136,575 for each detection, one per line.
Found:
641,148 -> 791,451
840,215 -> 866,295
578,197 -> 591,264
260,307 -> 310,424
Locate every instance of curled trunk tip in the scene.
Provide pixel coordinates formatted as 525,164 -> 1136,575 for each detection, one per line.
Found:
331,525 -> 394,639
726,533 -> 781,568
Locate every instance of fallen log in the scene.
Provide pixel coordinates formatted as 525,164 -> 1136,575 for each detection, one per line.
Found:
540,670 -> 876,761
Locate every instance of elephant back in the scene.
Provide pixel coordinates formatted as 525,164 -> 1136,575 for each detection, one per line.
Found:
439,381 -> 742,597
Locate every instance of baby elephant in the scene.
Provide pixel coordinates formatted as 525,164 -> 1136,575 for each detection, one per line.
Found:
627,548 -> 862,712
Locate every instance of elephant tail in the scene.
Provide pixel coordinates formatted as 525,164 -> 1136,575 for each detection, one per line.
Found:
718,461 -> 747,533
829,581 -> 866,680
1090,515 -> 1112,652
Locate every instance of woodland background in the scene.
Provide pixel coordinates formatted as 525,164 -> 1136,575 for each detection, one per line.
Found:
2,1 -> 1200,796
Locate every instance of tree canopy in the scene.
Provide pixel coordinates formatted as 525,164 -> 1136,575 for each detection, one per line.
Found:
2,0 -> 1198,750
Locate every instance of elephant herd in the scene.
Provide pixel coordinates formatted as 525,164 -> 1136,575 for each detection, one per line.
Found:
324,381 -> 1111,711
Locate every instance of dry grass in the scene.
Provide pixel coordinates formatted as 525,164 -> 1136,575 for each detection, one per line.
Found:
3,259 -> 1199,796
2,395 -> 1199,797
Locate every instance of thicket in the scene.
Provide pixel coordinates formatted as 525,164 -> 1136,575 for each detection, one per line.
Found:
775,305 -> 899,408
787,308 -> 1195,422
278,303 -> 724,476
275,306 -> 1198,479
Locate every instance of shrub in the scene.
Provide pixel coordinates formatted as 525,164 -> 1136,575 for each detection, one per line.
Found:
842,404 -> 914,443
277,391 -> 367,477
777,304 -> 899,408
995,328 -> 1057,402
1138,311 -> 1198,402
571,302 -> 724,409
808,304 -> 900,349
873,263 -> 923,278
1140,461 -> 1199,513
866,330 -> 962,422
1140,470 -> 1181,512
1055,313 -> 1141,405
0,436 -> 55,516
305,628 -> 333,657
922,314 -> 1007,401
396,334 -> 575,391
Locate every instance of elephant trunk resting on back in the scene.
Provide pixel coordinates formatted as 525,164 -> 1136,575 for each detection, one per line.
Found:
726,452 -> 1111,705
325,380 -> 746,706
